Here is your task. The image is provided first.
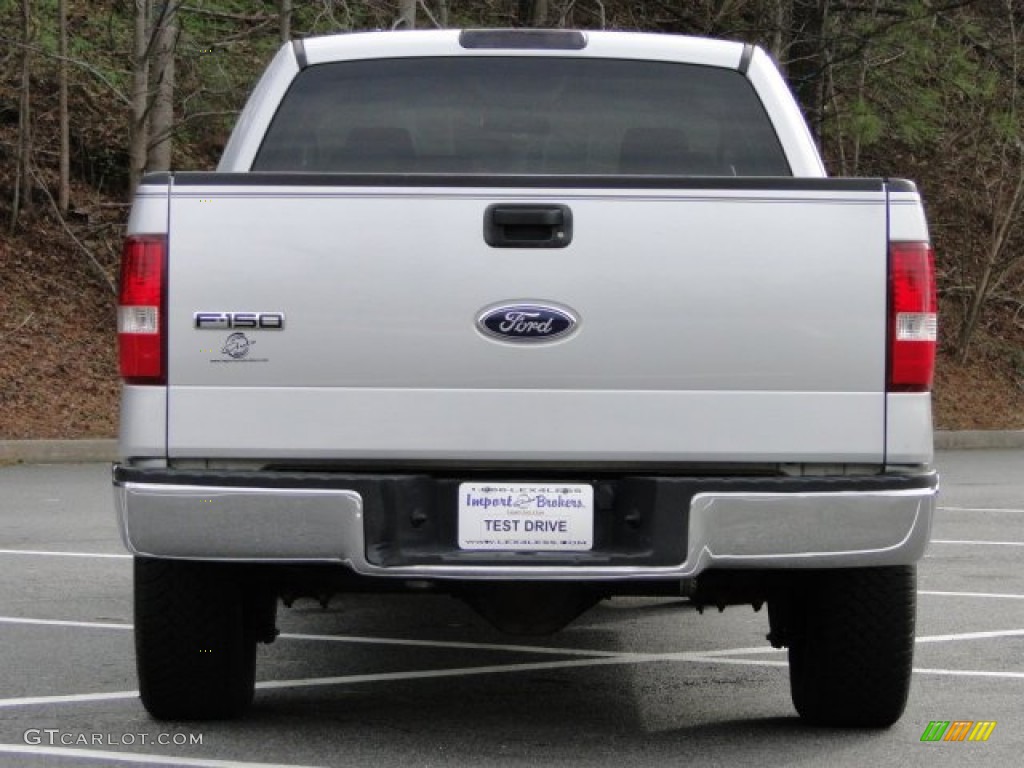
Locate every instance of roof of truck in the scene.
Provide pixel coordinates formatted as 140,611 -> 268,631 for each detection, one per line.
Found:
298,29 -> 749,71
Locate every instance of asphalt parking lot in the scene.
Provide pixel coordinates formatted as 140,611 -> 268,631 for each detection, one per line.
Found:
0,450 -> 1021,767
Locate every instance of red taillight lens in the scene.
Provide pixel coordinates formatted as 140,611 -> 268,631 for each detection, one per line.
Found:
118,235 -> 166,384
888,242 -> 937,392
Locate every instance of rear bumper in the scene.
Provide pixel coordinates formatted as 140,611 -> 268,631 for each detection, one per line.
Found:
113,466 -> 937,580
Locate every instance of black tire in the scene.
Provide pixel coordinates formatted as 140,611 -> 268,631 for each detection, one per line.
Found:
134,557 -> 258,720
786,565 -> 916,728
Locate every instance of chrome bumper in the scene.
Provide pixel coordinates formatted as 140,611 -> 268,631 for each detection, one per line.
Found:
114,469 -> 936,580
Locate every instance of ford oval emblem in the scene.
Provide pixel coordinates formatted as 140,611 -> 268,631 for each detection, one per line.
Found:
477,303 -> 578,343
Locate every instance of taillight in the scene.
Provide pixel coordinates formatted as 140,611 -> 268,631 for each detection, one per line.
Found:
888,241 -> 937,392
118,235 -> 166,384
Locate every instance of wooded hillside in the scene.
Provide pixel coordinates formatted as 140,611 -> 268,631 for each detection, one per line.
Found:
1,1 -> 1022,437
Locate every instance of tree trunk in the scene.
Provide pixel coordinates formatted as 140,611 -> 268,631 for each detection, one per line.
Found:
58,0 -> 69,212
768,0 -> 791,73
129,0 -> 150,192
957,151 -> 1024,364
519,0 -> 548,26
957,1 -> 1023,363
147,1 -> 178,173
850,0 -> 881,176
278,0 -> 292,43
11,0 -> 33,230
397,0 -> 416,29
532,0 -> 549,26
785,0 -> 830,149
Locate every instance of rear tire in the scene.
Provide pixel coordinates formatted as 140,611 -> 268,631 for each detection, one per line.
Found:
786,566 -> 916,727
134,557 -> 259,720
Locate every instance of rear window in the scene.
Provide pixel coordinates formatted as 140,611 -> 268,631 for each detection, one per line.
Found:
252,57 -> 791,176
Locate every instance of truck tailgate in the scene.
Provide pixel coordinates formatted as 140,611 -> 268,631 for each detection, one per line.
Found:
165,177 -> 889,463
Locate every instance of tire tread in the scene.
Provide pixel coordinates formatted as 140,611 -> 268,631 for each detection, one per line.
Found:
134,557 -> 256,720
788,566 -> 916,727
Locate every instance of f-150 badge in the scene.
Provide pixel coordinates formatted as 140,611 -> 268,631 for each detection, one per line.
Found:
194,312 -> 285,330
476,303 -> 578,343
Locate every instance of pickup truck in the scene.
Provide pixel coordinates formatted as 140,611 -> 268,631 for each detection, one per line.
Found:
114,28 -> 938,727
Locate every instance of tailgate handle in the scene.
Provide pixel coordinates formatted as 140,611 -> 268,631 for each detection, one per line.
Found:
493,208 -> 563,226
484,204 -> 573,248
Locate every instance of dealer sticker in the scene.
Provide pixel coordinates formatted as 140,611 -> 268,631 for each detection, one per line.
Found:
458,482 -> 594,551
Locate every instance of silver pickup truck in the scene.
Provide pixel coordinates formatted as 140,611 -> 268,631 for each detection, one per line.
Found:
114,29 -> 938,726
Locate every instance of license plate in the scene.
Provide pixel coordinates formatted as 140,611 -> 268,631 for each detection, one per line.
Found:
458,483 -> 594,551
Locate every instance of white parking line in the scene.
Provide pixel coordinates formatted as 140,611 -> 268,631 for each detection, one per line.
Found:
914,668 -> 1024,680
916,628 -> 1024,643
0,616 -> 132,631
281,632 -> 623,658
931,539 -> 1024,547
680,646 -> 780,657
0,548 -> 130,559
0,690 -> 139,709
0,744 -> 323,768
938,506 -> 1024,513
920,590 -> 1024,600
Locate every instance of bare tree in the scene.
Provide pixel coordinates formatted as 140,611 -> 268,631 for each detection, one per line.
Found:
519,0 -> 548,26
785,0 -> 831,148
955,0 -> 1024,361
957,151 -> 1024,362
845,0 -> 882,176
397,0 -> 417,29
129,0 -> 151,192
147,1 -> 179,173
278,0 -> 292,43
10,0 -> 33,231
58,0 -> 69,212
766,0 -> 791,72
